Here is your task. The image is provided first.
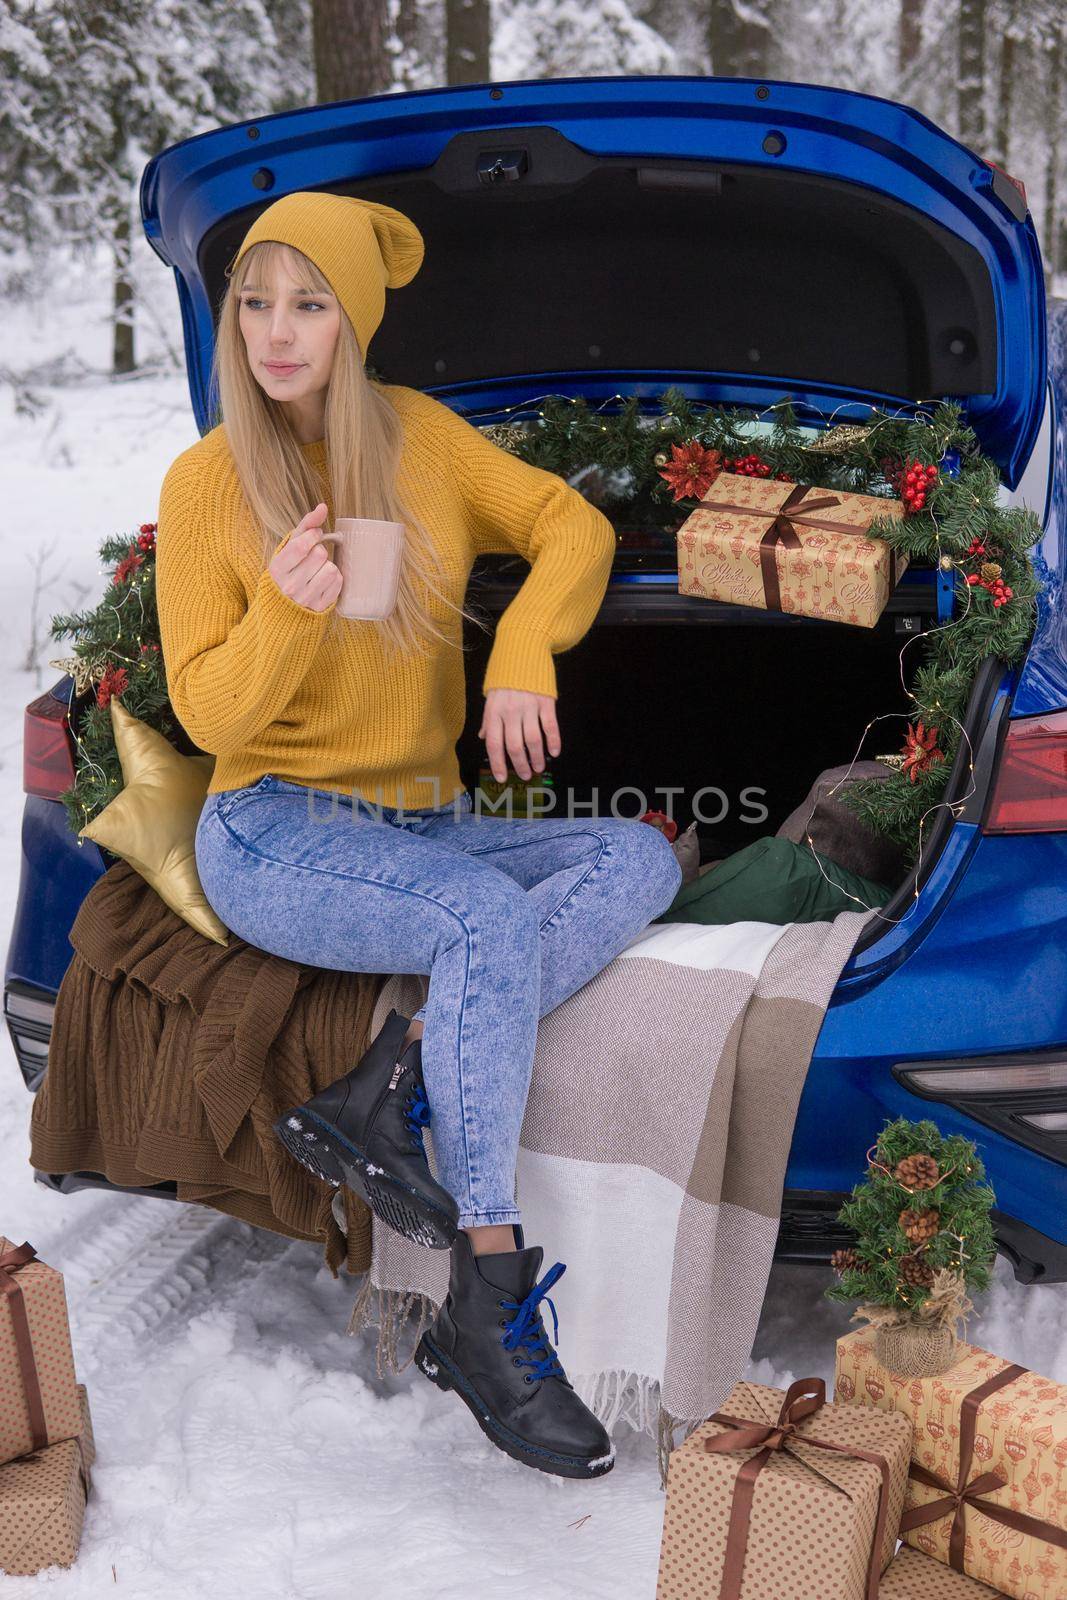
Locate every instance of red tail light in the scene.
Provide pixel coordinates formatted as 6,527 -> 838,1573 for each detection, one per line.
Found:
983,708 -> 1067,833
24,686 -> 78,800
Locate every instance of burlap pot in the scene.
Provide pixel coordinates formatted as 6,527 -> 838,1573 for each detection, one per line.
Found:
874,1319 -> 959,1377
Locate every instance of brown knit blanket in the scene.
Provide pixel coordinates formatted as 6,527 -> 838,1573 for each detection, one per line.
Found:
29,860 -> 385,1279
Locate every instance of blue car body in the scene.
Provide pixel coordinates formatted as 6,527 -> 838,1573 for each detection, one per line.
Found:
8,77 -> 1067,1277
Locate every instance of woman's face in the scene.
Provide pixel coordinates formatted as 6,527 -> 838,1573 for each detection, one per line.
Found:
237,249 -> 343,416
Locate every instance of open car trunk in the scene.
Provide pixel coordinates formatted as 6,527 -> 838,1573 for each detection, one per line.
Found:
458,547 -> 1001,965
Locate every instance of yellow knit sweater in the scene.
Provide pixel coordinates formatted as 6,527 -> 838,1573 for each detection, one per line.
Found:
156,383 -> 617,809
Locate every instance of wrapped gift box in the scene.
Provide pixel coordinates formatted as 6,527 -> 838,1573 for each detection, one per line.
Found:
835,1325 -> 1067,1600
655,1376 -> 912,1600
676,472 -> 907,626
0,1382 -> 94,1576
881,1545 -> 1008,1598
0,1238 -> 83,1466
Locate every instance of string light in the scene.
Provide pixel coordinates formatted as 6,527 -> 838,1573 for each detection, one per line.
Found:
792,458 -> 988,926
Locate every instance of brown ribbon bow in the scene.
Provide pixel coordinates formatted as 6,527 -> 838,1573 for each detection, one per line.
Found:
0,1241 -> 49,1453
900,1361 -> 1067,1572
698,482 -> 899,613
702,1378 -> 892,1600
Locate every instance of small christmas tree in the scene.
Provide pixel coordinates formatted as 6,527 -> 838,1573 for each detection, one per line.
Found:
825,1117 -> 997,1375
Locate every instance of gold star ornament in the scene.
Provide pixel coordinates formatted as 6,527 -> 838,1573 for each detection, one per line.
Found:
78,698 -> 230,946
48,654 -> 112,698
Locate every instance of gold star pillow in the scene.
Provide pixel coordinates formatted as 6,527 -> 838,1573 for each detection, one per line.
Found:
78,699 -> 230,946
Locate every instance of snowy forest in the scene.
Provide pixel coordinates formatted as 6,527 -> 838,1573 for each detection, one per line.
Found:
0,0 -> 1063,379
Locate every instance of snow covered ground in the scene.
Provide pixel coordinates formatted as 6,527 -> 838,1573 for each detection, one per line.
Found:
2,250 -> 1066,1597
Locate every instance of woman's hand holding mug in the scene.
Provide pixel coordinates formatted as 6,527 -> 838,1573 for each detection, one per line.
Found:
269,502 -> 342,612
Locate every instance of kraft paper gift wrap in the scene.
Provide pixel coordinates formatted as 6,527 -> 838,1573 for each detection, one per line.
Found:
675,471 -> 907,627
0,1382 -> 94,1576
655,1377 -> 912,1600
834,1325 -> 1067,1600
881,1545 -> 1009,1599
0,1238 -> 83,1467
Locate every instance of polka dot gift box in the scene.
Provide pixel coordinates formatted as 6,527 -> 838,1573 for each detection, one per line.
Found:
0,1383 -> 94,1576
655,1377 -> 912,1600
0,1239 -> 83,1466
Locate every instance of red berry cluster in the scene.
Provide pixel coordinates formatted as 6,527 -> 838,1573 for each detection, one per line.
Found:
962,534 -> 1013,607
137,521 -> 157,552
965,571 -> 1014,607
895,459 -> 938,514
725,452 -> 772,477
724,453 -> 793,483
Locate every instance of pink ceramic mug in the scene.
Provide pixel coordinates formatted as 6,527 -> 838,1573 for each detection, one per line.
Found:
318,517 -> 405,620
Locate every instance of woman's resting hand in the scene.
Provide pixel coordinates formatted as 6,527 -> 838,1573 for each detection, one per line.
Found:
478,688 -> 561,785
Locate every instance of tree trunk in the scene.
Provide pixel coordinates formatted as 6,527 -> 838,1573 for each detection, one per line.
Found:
1043,22 -> 1063,290
445,0 -> 489,85
311,0 -> 391,103
112,197 -> 135,376
958,0 -> 987,148
707,0 -> 773,78
898,0 -> 923,78
993,24 -> 1015,169
395,0 -> 421,80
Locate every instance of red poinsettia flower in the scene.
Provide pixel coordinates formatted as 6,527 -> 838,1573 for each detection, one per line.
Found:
113,544 -> 145,585
657,440 -> 723,503
95,665 -> 129,709
900,720 -> 945,784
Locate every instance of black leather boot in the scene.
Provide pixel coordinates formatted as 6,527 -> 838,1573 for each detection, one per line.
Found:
414,1225 -> 616,1479
273,1008 -> 459,1249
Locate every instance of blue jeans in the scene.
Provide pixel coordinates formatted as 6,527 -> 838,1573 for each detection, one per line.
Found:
194,776 -> 683,1230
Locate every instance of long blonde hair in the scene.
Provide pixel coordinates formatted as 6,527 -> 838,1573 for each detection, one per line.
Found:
208,239 -> 488,660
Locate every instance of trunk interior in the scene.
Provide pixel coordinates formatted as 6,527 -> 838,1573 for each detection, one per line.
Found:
458,595 -> 922,880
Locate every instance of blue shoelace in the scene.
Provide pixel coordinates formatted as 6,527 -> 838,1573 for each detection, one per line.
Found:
403,1082 -> 432,1151
498,1262 -> 567,1381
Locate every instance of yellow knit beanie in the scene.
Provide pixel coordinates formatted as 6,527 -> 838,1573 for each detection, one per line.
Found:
223,191 -> 424,359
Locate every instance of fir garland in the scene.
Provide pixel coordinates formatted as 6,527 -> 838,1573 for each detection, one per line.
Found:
50,390 -> 1044,862
824,1117 -> 997,1316
490,387 -> 1045,866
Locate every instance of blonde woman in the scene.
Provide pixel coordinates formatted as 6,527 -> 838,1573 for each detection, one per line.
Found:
155,192 -> 682,1480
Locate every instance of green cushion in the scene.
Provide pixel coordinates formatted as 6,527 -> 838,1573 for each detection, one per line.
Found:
654,835 -> 893,926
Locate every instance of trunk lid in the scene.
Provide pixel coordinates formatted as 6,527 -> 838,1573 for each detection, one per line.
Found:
141,75 -> 1046,485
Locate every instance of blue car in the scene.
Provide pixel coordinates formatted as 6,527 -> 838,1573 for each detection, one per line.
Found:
7,77 -> 1066,1281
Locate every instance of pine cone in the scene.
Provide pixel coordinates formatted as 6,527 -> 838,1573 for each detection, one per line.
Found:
980,562 -> 1002,583
893,1153 -> 940,1191
900,1253 -> 935,1288
831,1247 -> 860,1276
899,1207 -> 940,1244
